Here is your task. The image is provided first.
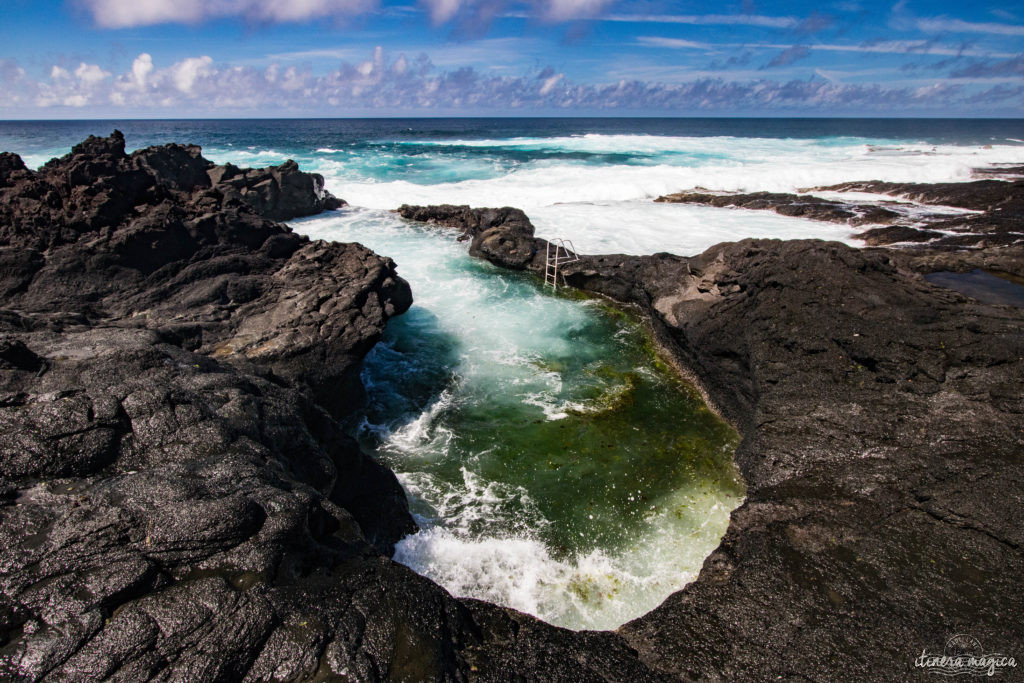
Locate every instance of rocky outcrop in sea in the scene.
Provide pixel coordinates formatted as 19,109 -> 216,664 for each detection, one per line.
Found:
655,172 -> 1024,248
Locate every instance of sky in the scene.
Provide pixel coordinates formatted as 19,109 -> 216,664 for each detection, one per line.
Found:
0,0 -> 1022,117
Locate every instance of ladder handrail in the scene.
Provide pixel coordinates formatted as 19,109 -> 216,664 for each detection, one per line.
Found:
544,238 -> 579,291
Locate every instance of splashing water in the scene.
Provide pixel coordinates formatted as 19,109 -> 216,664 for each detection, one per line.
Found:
296,209 -> 744,631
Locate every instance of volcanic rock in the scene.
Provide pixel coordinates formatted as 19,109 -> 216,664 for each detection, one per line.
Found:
396,204 -> 542,270
656,173 -> 1024,249
0,133 -> 470,680
655,190 -> 902,225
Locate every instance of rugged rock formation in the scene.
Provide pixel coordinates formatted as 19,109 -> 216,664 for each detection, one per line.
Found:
655,173 -> 1024,249
4,131 -> 1021,680
397,205 -> 1024,679
396,204 -> 542,271
0,133 -> 461,680
655,190 -> 902,225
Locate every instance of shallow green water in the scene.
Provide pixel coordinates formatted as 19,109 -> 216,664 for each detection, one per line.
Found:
297,208 -> 744,630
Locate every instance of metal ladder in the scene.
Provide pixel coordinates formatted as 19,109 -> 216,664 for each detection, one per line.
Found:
544,238 -> 579,291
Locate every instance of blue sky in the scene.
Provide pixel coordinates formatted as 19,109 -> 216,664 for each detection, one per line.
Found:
0,0 -> 1021,116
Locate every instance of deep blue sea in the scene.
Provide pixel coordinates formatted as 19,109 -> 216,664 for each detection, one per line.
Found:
3,118 -> 1021,629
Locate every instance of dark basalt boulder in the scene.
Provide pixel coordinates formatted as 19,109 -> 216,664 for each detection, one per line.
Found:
209,159 -> 346,221
396,204 -> 542,270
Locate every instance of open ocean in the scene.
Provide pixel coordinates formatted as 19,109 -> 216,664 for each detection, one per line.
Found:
3,118 -> 1021,630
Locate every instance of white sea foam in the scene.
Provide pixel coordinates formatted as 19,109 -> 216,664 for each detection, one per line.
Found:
294,208 -> 743,630
332,146 -> 1022,210
309,137 -> 1023,255
529,201 -> 861,256
392,481 -> 736,631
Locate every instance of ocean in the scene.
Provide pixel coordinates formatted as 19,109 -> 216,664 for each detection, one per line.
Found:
3,118 -> 1021,630
4,118 -> 1022,256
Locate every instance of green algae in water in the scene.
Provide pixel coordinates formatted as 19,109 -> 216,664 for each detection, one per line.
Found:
297,208 -> 744,631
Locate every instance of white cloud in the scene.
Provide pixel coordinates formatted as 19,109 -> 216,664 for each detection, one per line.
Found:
916,17 -> 1024,36
82,0 -> 377,28
131,53 -> 154,90
606,13 -> 799,29
538,71 -> 563,94
36,61 -> 111,107
423,0 -> 462,24
85,0 -> 205,27
75,63 -> 112,87
5,48 -> 1022,114
543,0 -> 613,21
636,37 -> 710,49
171,56 -> 213,93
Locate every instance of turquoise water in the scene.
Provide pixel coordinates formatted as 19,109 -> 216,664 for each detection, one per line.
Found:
298,209 -> 742,630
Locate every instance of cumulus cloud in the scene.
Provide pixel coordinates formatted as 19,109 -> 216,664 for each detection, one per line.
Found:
82,0 -> 377,28
34,61 -> 112,107
130,53 -> 154,90
3,49 -> 1022,114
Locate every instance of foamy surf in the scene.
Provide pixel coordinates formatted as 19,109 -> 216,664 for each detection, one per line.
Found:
293,208 -> 744,630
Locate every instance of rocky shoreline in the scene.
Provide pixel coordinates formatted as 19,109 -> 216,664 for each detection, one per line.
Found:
2,134 -> 1022,680
655,169 -> 1024,249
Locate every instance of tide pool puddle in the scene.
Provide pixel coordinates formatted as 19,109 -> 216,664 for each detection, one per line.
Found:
294,208 -> 744,631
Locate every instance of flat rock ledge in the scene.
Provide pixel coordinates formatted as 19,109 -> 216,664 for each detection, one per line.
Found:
396,204 -> 1024,680
656,170 -> 1024,249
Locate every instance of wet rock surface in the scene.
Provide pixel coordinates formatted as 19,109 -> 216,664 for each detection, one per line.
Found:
655,190 -> 902,225
395,204 -> 542,271
0,133 -> 472,681
656,172 -> 1024,249
398,204 -> 1024,679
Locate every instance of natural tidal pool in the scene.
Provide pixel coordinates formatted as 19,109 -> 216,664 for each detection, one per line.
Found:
295,208 -> 744,631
